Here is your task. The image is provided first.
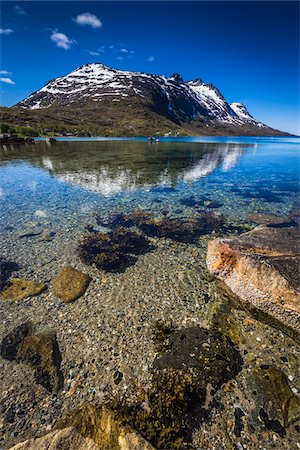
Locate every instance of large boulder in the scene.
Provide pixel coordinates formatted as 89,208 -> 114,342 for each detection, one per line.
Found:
206,224 -> 300,332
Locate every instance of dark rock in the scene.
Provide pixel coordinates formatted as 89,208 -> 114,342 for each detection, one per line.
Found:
153,327 -> 243,392
0,323 -> 63,393
248,365 -> 300,435
0,258 -> 19,290
123,326 -> 243,449
113,370 -> 123,385
0,322 -> 33,361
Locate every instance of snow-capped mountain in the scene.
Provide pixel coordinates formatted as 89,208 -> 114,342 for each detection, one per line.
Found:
17,63 -> 265,128
6,62 -> 287,136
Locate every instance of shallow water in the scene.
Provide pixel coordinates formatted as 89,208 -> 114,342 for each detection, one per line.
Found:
1,137 -> 299,232
0,137 -> 300,449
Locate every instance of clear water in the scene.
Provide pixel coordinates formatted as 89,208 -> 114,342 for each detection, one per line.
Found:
0,137 -> 299,249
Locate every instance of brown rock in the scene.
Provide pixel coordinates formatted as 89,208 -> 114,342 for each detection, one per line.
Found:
53,266 -> 91,303
9,427 -> 98,450
58,404 -> 155,450
0,278 -> 46,301
206,224 -> 300,332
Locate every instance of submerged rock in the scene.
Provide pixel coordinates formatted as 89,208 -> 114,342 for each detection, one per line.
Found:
206,297 -> 244,346
124,326 -> 243,448
248,365 -> 300,435
58,404 -> 155,450
95,209 -> 225,243
9,427 -> 98,450
206,224 -> 300,333
53,266 -> 92,303
0,278 -> 46,301
78,227 -> 151,272
0,258 -> 19,290
0,322 -> 63,393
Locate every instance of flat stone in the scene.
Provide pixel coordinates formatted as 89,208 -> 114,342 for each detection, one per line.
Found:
53,266 -> 92,303
206,224 -> 300,332
0,278 -> 46,301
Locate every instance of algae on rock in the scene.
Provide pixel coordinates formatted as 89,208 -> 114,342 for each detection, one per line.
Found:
0,278 -> 46,301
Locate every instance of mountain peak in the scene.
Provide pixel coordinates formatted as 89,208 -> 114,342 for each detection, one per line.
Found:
189,78 -> 203,86
15,62 -> 271,133
169,73 -> 184,83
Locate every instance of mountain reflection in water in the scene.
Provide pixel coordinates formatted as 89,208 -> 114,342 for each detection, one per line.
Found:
0,141 -> 247,196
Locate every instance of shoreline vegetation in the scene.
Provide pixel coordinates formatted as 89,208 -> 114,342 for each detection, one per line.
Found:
0,106 -> 293,139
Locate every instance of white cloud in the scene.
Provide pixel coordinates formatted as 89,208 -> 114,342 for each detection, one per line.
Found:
0,28 -> 13,35
0,70 -> 12,75
109,45 -> 114,49
0,77 -> 15,85
88,50 -> 99,56
50,31 -> 76,50
120,48 -> 128,53
14,5 -> 26,15
116,56 -> 124,61
73,12 -> 102,29
147,56 -> 155,62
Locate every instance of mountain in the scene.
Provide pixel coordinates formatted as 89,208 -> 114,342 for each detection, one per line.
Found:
2,63 -> 287,136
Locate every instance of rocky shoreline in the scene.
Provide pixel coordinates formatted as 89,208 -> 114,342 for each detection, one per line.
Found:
0,211 -> 299,449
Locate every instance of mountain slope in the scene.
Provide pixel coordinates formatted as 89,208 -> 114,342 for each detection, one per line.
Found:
3,63 -> 287,136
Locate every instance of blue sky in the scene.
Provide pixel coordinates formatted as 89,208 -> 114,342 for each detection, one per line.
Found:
1,1 -> 299,134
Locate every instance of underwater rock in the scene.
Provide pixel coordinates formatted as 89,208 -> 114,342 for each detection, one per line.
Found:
206,297 -> 244,346
0,322 -> 63,393
53,266 -> 92,303
0,278 -> 46,301
94,210 -> 225,243
153,327 -> 243,391
58,404 -> 155,450
248,365 -> 300,435
17,227 -> 44,238
125,327 -> 243,449
37,229 -> 56,242
78,227 -> 151,272
206,224 -> 300,333
9,427 -> 98,450
0,258 -> 19,290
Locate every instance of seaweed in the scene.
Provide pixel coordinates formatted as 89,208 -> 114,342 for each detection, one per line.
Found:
78,227 -> 152,272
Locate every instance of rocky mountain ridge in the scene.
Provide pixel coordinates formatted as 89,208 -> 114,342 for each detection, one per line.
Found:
2,63 -> 288,136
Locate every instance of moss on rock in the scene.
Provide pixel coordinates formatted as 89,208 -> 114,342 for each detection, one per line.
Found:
0,278 -> 46,301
